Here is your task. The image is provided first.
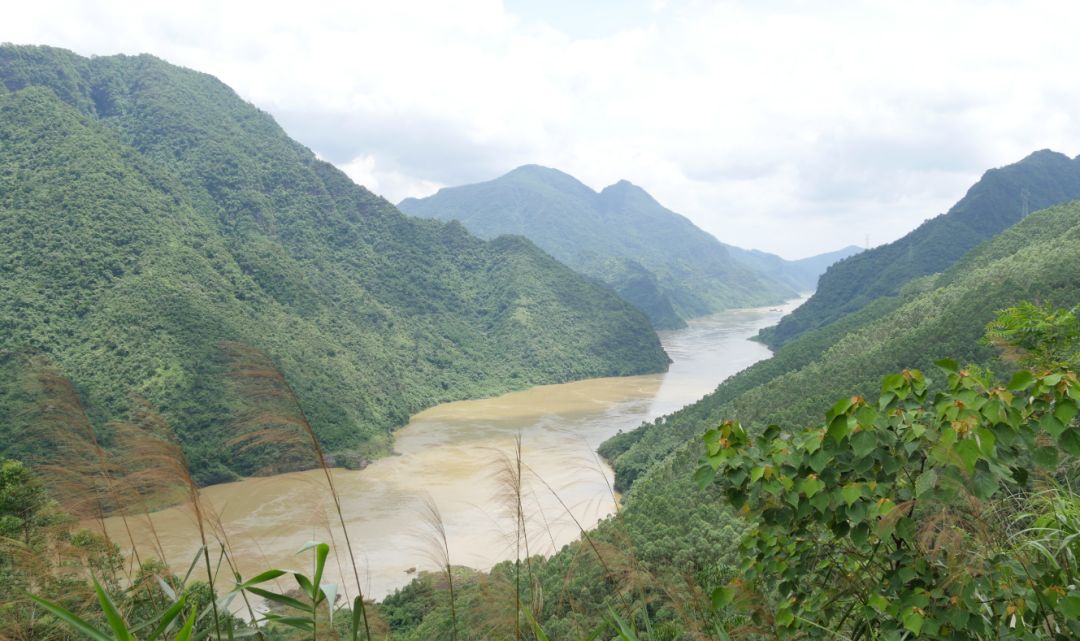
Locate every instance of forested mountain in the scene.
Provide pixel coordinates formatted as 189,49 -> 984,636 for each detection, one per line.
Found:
725,243 -> 863,292
400,165 -> 853,329
383,198 -> 1080,638
758,149 -> 1080,347
0,45 -> 669,484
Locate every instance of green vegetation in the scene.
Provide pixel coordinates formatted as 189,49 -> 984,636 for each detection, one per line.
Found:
759,150 -> 1080,348
400,165 -> 855,329
0,45 -> 668,483
698,306 -> 1080,638
603,200 -> 1080,493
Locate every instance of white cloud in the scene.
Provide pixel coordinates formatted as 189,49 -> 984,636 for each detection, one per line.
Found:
6,0 -> 1080,257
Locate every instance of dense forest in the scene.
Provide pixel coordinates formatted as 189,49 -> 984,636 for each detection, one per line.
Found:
400,165 -> 859,329
4,42 -> 1080,641
378,199 -> 1080,637
758,150 -> 1080,348
0,45 -> 669,484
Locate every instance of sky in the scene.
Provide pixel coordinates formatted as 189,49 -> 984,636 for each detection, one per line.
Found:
7,0 -> 1080,258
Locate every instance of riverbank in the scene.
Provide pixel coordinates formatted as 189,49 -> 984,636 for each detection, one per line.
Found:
100,296 -> 807,602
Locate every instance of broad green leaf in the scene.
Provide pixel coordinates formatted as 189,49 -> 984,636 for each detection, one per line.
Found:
1007,370 -> 1035,391
827,414 -> 850,443
851,431 -> 876,458
841,483 -> 863,506
1040,414 -> 1066,438
695,463 -> 718,487
1034,446 -> 1059,469
712,586 -> 735,609
935,358 -> 959,372
902,610 -> 924,635
914,469 -> 937,497
971,470 -> 997,499
953,439 -> 980,473
1059,429 -> 1080,457
868,594 -> 888,612
1060,595 -> 1080,619
1056,399 -> 1079,425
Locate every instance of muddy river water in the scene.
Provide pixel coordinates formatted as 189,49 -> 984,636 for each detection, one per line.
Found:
103,297 -> 804,602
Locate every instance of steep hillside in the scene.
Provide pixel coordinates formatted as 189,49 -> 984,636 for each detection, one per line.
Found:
603,199 -> 1080,492
382,200 -> 1080,640
726,244 -> 863,292
759,150 -> 1080,347
400,165 -> 806,328
0,45 -> 669,484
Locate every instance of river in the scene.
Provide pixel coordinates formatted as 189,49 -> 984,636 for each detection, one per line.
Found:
102,297 -> 805,603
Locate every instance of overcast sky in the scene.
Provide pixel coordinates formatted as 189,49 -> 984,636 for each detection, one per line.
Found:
8,1 -> 1080,258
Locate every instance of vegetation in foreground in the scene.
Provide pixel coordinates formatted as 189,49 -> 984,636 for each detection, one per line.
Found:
4,300 -> 1077,641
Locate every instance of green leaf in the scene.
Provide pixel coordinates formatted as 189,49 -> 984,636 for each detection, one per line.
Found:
1040,414 -> 1066,438
914,469 -> 937,497
881,373 -> 905,392
827,414 -> 850,443
851,431 -> 876,458
146,595 -> 188,641
902,609 -> 924,635
1008,370 -> 1035,391
841,483 -> 863,506
1059,595 -> 1080,619
711,586 -> 735,609
954,438 -> 980,473
1034,446 -> 1059,469
1060,429 -> 1080,457
350,596 -> 365,641
246,587 -> 312,613
93,578 -> 134,641
23,592 -> 112,641
694,464 -> 717,487
868,594 -> 888,613
935,358 -> 959,372
1056,399 -> 1079,425
235,569 -> 287,590
173,608 -> 197,641
310,543 -> 330,593
971,470 -> 997,499
524,608 -> 551,641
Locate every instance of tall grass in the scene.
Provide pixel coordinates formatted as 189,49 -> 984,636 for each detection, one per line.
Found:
219,342 -> 372,641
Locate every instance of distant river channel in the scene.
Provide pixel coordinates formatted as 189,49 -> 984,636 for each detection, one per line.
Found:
102,296 -> 806,602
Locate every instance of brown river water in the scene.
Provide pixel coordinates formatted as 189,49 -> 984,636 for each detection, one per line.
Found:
102,297 -> 805,604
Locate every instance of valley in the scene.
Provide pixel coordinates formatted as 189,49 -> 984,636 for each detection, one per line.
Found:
99,298 -> 805,601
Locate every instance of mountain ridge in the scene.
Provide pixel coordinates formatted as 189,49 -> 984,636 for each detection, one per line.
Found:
758,149 -> 1080,347
0,45 -> 670,483
400,165 -> 858,328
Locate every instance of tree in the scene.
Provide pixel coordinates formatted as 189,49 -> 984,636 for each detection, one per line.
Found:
698,304 -> 1080,639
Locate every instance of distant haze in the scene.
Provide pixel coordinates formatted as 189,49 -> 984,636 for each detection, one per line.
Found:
8,0 -> 1080,257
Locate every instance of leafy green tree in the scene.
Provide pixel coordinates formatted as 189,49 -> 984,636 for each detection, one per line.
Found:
0,458 -> 53,544
698,305 -> 1080,639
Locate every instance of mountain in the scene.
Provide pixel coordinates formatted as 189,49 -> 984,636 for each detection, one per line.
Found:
0,45 -> 669,484
758,150 -> 1080,347
381,198 -> 1080,639
401,165 -> 840,329
726,244 -> 864,292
